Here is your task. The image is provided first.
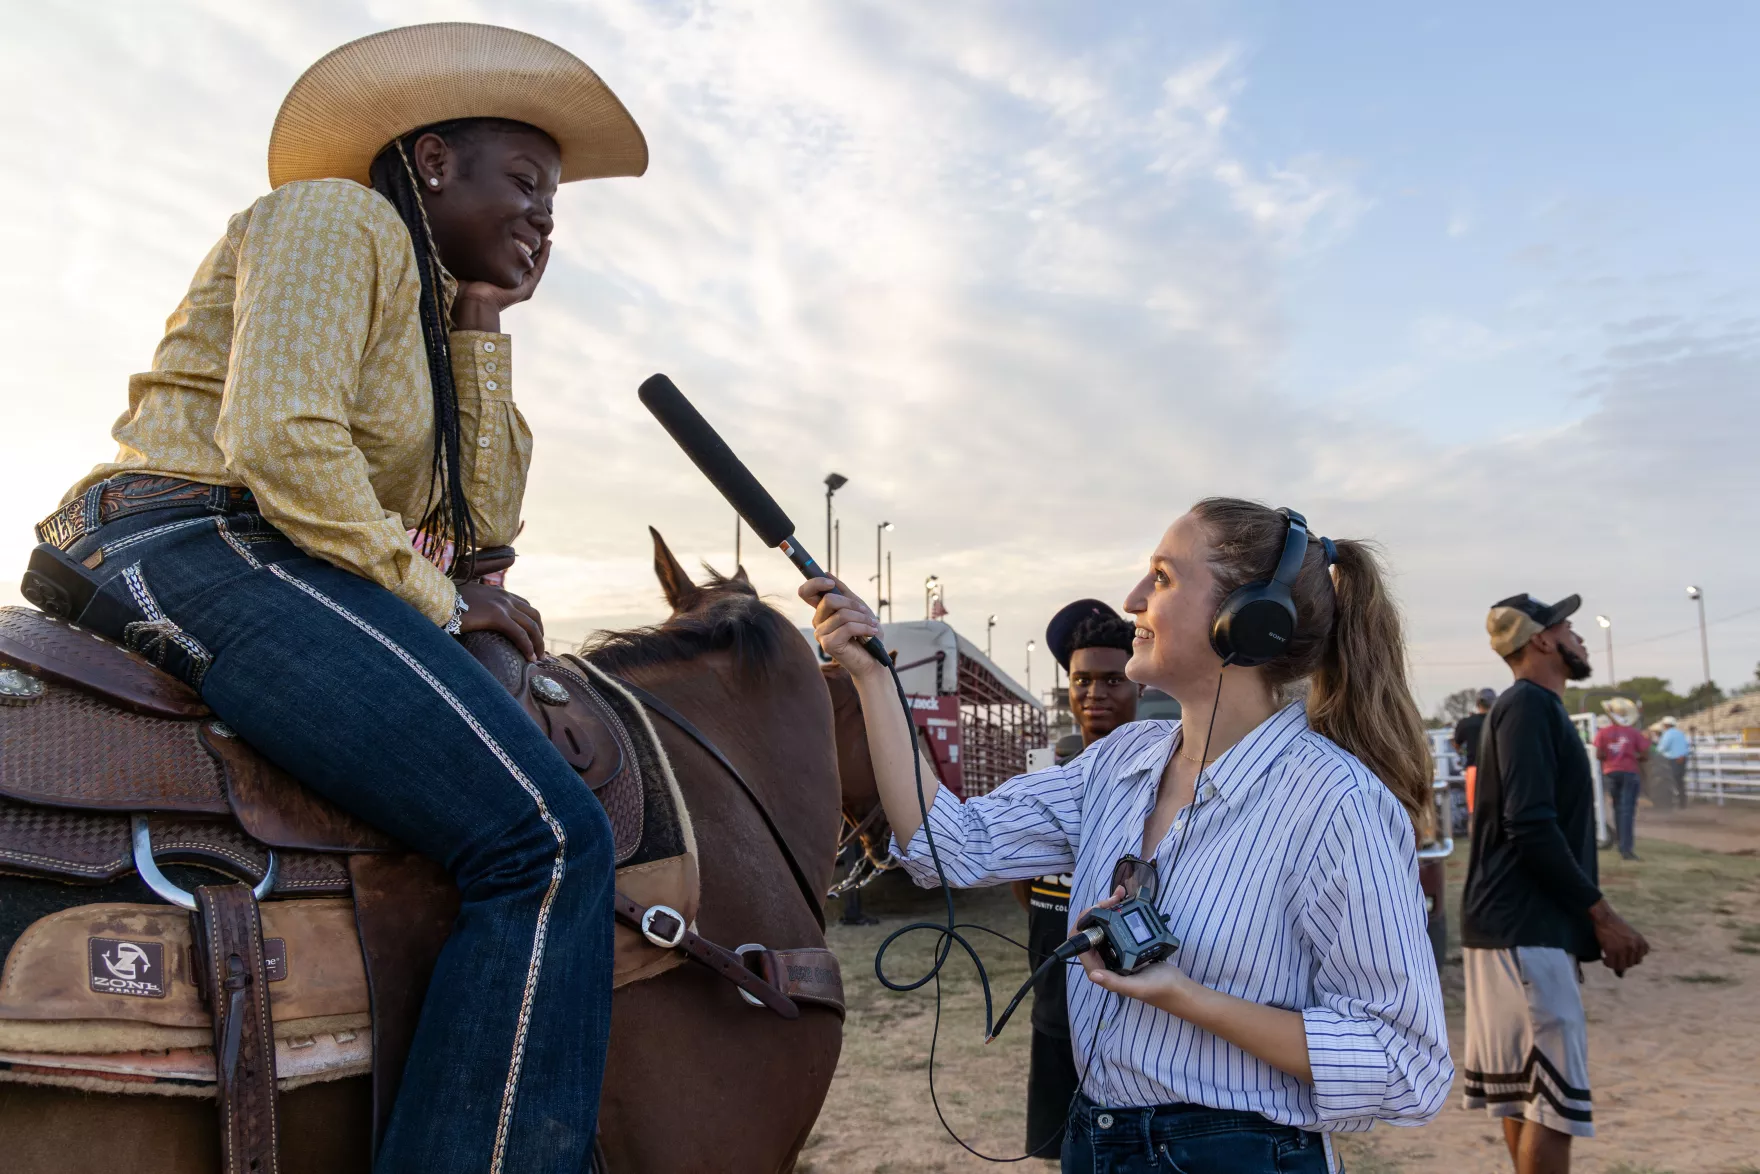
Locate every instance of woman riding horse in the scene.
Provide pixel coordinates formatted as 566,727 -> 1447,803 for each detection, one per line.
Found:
31,24 -> 645,1173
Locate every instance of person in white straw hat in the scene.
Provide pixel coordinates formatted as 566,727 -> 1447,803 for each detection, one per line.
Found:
31,23 -> 644,1173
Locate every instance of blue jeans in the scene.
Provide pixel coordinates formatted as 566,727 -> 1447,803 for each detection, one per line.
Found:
1607,770 -> 1640,857
63,502 -> 615,1173
1062,1093 -> 1332,1172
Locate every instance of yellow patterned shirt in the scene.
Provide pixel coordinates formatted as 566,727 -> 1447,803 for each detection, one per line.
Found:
64,179 -> 531,626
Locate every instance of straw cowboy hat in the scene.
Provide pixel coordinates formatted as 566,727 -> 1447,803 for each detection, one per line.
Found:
1602,696 -> 1640,727
267,22 -> 647,189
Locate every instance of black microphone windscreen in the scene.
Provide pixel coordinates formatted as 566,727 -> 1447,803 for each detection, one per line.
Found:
639,374 -> 797,548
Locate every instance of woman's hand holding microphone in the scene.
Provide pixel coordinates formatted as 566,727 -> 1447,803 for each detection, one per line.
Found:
799,577 -> 885,678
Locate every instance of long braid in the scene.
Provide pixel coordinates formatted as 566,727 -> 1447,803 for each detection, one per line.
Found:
369,130 -> 477,579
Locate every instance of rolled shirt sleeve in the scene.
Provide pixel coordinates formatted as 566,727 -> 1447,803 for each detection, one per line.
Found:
1299,787 -> 1453,1126
215,181 -> 458,625
892,755 -> 1087,889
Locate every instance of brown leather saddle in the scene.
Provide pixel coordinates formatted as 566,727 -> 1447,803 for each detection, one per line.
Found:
0,604 -> 839,1171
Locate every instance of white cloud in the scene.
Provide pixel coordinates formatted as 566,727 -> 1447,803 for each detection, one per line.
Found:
1,1 -> 1750,711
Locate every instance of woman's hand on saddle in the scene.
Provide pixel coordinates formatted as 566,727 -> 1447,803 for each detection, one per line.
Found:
800,577 -> 883,680
451,238 -> 551,333
456,581 -> 545,662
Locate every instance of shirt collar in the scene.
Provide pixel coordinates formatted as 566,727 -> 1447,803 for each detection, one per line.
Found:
1135,701 -> 1308,805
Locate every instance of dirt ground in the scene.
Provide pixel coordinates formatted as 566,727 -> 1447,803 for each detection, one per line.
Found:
804,802 -> 1760,1174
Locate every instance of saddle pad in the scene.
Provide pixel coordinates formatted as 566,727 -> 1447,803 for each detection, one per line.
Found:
0,1027 -> 370,1096
0,900 -> 367,1035
561,656 -> 695,873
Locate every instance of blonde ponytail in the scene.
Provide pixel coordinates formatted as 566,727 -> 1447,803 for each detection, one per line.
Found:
1192,499 -> 1432,828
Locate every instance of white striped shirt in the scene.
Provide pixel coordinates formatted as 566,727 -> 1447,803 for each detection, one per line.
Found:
893,703 -> 1452,1131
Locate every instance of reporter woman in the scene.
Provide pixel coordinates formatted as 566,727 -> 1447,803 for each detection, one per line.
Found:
36,25 -> 646,1172
803,498 -> 1451,1173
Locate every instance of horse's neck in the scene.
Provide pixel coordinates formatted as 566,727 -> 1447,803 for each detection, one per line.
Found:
626,651 -> 840,913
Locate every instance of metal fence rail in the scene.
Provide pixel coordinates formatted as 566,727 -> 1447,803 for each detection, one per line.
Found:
1685,746 -> 1760,804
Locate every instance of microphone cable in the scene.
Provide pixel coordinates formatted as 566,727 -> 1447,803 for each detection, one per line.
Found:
869,658 -> 1228,1162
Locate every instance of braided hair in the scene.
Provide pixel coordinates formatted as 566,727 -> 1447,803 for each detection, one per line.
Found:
367,121 -> 492,578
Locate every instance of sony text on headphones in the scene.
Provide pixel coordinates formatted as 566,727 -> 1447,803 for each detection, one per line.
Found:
1209,507 -> 1314,667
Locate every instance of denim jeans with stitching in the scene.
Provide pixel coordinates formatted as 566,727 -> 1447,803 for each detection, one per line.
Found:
1062,1092 -> 1334,1173
62,501 -> 614,1173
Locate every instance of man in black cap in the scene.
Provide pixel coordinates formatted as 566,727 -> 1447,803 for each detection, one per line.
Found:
1017,599 -> 1139,1155
1461,594 -> 1650,1174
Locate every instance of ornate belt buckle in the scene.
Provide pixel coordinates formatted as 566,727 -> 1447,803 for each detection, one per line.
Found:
639,904 -> 687,949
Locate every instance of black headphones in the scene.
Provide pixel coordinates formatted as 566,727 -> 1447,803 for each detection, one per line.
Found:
1209,507 -> 1312,667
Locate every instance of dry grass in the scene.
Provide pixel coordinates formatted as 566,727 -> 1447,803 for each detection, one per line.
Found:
807,823 -> 1760,1173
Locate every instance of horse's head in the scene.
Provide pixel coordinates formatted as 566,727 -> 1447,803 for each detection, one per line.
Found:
583,528 -> 800,682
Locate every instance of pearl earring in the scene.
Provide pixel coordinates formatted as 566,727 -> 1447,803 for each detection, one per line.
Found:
428,177 -> 440,188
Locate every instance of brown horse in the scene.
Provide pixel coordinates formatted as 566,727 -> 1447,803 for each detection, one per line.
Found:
0,530 -> 843,1174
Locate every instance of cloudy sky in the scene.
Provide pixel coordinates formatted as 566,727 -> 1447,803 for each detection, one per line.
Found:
6,0 -> 1756,712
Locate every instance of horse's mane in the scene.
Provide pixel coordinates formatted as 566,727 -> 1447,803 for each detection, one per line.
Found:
582,571 -> 798,677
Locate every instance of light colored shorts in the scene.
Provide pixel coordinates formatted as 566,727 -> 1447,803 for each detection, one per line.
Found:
1461,946 -> 1594,1138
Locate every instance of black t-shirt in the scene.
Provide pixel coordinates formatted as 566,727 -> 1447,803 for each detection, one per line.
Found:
1453,712 -> 1486,769
1026,873 -> 1073,1038
1461,680 -> 1604,960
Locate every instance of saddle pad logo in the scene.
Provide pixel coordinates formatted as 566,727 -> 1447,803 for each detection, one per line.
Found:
89,938 -> 167,999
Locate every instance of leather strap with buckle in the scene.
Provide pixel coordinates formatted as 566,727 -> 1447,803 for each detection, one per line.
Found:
190,882 -> 279,1174
735,943 -> 845,1019
613,892 -> 804,1020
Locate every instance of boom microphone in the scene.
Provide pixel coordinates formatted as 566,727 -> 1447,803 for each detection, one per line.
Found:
638,373 -> 889,666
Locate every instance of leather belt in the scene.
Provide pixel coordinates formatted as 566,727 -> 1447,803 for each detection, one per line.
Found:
612,892 -> 844,1020
190,883 -> 280,1174
36,475 -> 254,550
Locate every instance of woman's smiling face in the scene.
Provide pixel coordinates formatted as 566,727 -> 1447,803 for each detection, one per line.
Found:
412,123 -> 561,288
1121,513 -> 1225,695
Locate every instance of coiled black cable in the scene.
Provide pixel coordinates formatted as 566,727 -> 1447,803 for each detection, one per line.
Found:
869,662 -> 1225,1162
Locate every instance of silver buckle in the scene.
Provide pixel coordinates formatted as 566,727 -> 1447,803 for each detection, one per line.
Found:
734,943 -> 770,1008
639,904 -> 687,949
131,815 -> 277,910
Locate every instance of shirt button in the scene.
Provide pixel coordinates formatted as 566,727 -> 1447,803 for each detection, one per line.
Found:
485,380 -> 499,391
485,361 -> 497,372
1173,817 -> 1186,832
483,341 -> 496,353
477,436 -> 492,448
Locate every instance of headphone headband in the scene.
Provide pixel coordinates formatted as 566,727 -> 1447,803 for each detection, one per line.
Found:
1271,508 -> 1309,589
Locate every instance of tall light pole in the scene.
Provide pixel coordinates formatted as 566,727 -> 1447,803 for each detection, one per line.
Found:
873,522 -> 892,621
733,515 -> 741,568
1688,586 -> 1711,685
924,575 -> 940,621
986,614 -> 997,659
1025,639 -> 1035,696
1595,615 -> 1614,686
886,553 -> 893,623
823,473 -> 847,568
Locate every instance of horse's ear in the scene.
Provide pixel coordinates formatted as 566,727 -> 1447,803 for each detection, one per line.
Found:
731,564 -> 751,586
650,527 -> 702,612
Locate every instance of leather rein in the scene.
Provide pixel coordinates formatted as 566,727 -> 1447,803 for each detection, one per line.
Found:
607,674 -> 826,932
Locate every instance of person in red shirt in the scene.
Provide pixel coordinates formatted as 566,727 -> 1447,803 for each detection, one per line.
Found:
1593,699 -> 1651,861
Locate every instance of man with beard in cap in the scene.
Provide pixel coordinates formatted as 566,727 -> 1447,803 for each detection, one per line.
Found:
1461,594 -> 1651,1174
1016,599 -> 1140,1156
